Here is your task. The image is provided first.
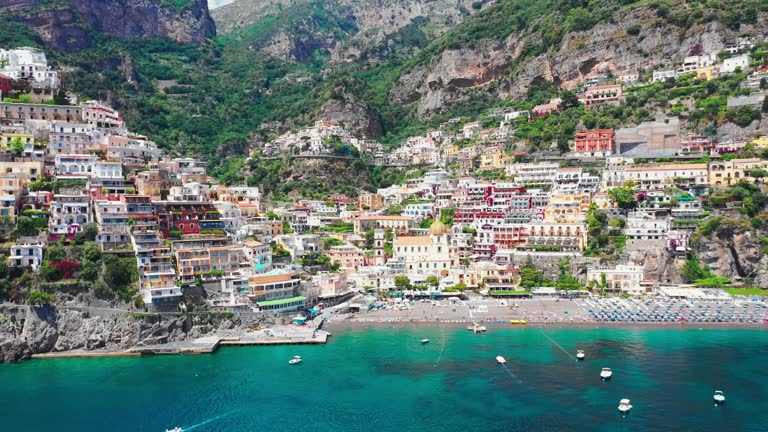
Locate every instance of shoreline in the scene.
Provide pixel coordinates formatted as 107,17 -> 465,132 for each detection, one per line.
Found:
323,317 -> 768,332
13,319 -> 766,363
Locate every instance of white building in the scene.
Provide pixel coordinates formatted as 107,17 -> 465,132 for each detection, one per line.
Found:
625,211 -> 669,241
652,70 -> 678,83
720,55 -> 751,75
49,194 -> 93,238
587,264 -> 644,295
81,100 -> 125,129
505,162 -> 560,184
94,161 -> 123,179
243,240 -> 272,273
403,202 -> 434,219
168,182 -> 210,202
8,235 -> 45,269
0,47 -> 59,89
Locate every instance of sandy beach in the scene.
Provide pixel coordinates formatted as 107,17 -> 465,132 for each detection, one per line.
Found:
321,296 -> 768,332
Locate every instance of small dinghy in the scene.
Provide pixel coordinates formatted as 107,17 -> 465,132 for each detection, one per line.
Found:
713,390 -> 725,404
600,367 -> 613,380
496,355 -> 507,365
618,399 -> 632,413
420,339 -> 430,344
576,350 -> 585,360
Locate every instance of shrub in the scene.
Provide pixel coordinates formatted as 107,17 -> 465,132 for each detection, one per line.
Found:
27,290 -> 57,306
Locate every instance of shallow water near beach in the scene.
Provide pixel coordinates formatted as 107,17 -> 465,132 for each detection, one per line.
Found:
2,327 -> 767,431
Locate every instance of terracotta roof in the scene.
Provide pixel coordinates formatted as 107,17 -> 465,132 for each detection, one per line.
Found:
626,163 -> 707,171
356,215 -> 413,221
395,236 -> 431,245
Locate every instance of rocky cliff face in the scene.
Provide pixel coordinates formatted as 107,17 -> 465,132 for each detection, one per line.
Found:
319,94 -> 383,137
696,222 -> 764,285
212,0 -> 477,64
391,6 -> 768,118
0,306 -> 250,363
3,0 -> 216,51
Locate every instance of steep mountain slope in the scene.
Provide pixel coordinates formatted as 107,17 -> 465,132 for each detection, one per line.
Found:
6,0 -> 767,169
212,0 -> 477,64
0,0 -> 215,51
390,0 -> 768,118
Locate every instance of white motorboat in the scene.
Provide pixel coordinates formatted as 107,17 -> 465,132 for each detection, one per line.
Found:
576,350 -> 585,360
478,326 -> 487,332
467,325 -> 475,331
496,355 -> 507,365
289,355 -> 303,365
713,390 -> 725,404
600,367 -> 613,380
618,399 -> 632,413
166,428 -> 183,432
420,339 -> 430,344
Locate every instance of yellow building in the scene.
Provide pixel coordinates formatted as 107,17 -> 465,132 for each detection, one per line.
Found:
393,221 -> 451,276
694,66 -> 718,81
709,158 -> 768,187
751,136 -> 768,148
545,192 -> 592,223
0,133 -> 34,153
0,173 -> 23,221
479,146 -> 508,170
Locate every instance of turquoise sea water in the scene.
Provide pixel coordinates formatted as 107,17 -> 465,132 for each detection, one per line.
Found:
2,327 -> 768,431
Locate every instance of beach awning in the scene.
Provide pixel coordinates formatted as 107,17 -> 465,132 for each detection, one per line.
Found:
257,296 -> 308,307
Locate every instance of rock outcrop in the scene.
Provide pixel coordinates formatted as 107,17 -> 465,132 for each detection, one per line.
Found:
696,222 -> 763,283
319,95 -> 383,138
3,0 -> 216,51
0,306 -> 257,363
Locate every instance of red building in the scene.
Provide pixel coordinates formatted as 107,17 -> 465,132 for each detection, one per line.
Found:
0,74 -> 11,95
154,201 -> 224,237
574,129 -> 614,157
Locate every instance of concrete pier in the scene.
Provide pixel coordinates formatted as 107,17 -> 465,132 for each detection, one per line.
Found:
30,326 -> 329,360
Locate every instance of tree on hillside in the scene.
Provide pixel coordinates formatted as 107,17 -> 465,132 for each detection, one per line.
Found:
10,137 -> 24,155
609,186 -> 637,209
12,216 -> 38,239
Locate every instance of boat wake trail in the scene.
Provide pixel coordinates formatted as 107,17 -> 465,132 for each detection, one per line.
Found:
500,364 -> 523,384
433,328 -> 447,368
183,410 -> 236,431
539,331 -> 577,361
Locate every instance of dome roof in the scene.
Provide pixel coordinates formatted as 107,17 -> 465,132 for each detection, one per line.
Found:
429,220 -> 448,235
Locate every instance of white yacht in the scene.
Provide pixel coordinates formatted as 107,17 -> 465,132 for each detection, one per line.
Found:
576,350 -> 585,360
496,355 -> 507,365
600,367 -> 613,380
713,390 -> 725,404
618,399 -> 632,413
289,355 -> 303,365
420,339 -> 430,344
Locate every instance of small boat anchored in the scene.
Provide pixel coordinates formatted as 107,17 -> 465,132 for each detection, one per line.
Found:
618,399 -> 632,413
288,355 -> 303,365
496,355 -> 507,365
420,339 -> 430,344
600,367 -> 613,380
166,428 -> 183,432
713,390 -> 726,404
576,350 -> 585,360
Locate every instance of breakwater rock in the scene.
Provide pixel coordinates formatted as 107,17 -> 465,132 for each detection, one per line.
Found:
0,306 -> 263,363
